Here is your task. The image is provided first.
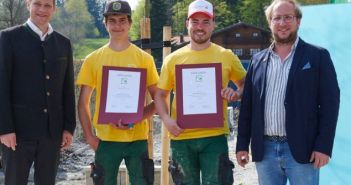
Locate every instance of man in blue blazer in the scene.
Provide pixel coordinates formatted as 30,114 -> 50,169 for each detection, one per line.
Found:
236,0 -> 340,184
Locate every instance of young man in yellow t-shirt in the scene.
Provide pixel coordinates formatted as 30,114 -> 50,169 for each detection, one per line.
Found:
76,1 -> 159,185
155,0 -> 246,184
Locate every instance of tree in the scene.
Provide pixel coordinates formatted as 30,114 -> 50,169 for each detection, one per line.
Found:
0,0 -> 28,30
237,0 -> 329,30
130,0 -> 171,67
150,0 -> 173,35
52,0 -> 97,56
214,0 -> 236,30
130,0 -> 145,40
150,0 -> 171,63
56,0 -> 65,7
172,0 -> 189,35
226,0 -> 240,8
86,0 -> 107,37
237,0 -> 271,29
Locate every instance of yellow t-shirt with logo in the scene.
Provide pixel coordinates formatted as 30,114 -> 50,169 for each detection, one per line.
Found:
158,43 -> 246,140
76,44 -> 159,142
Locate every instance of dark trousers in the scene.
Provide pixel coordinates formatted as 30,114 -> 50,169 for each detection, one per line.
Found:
1,137 -> 61,185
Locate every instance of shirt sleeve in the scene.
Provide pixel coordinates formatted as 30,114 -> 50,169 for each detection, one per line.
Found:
76,56 -> 96,88
157,55 -> 174,91
0,30 -> 15,135
144,53 -> 159,87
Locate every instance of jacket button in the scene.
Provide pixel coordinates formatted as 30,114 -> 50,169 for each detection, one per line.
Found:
45,75 -> 50,80
46,92 -> 50,96
43,59 -> 47,63
43,108 -> 48,113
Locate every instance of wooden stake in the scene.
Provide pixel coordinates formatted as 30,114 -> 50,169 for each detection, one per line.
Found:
140,17 -> 153,160
140,17 -> 151,54
161,26 -> 172,185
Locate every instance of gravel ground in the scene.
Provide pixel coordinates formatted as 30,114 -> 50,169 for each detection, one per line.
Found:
0,111 -> 258,185
52,136 -> 258,185
0,136 -> 258,185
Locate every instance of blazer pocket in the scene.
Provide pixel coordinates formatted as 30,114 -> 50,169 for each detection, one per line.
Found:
301,66 -> 314,72
297,67 -> 316,80
296,68 -> 318,91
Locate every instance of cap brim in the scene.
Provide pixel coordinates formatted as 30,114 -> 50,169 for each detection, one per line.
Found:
188,11 -> 213,19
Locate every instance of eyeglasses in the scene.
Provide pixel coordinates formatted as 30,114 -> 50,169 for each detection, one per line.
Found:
271,15 -> 296,24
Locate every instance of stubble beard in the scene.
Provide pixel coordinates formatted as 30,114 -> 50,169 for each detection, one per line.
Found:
191,31 -> 211,45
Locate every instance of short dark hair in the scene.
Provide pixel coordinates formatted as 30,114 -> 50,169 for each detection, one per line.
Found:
103,15 -> 132,25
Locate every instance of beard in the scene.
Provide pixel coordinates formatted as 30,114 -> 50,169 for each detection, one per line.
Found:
190,30 -> 211,44
273,29 -> 298,45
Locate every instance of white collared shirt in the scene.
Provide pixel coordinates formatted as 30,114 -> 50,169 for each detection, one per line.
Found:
26,19 -> 53,41
264,37 -> 299,136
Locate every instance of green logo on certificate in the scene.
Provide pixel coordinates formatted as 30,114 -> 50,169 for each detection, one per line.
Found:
195,74 -> 203,82
121,78 -> 128,84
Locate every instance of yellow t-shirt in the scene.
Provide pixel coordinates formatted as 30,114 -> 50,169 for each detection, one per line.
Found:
158,43 -> 246,140
76,44 -> 159,142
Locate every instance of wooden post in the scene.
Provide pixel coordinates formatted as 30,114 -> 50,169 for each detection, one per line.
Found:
140,17 -> 152,54
125,174 -> 129,185
161,26 -> 172,185
140,17 -> 153,160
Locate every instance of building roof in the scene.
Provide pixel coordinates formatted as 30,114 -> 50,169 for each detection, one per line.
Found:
212,22 -> 270,37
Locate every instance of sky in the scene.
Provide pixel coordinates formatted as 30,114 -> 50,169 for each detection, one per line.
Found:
126,0 -> 141,10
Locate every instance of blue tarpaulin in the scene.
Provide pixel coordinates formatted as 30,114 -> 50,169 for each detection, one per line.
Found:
299,3 -> 351,185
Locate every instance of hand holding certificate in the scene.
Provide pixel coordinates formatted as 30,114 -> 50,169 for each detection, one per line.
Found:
175,63 -> 223,129
98,66 -> 146,124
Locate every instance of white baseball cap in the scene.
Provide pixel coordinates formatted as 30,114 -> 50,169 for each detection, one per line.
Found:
187,0 -> 214,19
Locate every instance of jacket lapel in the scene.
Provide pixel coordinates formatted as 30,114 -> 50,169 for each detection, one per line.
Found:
286,38 -> 306,95
260,50 -> 270,100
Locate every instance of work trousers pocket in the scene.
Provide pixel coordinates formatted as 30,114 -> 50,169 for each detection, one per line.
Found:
218,153 -> 235,185
141,153 -> 154,185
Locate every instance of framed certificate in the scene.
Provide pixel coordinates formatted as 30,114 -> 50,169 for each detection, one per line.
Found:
98,66 -> 146,124
175,63 -> 223,129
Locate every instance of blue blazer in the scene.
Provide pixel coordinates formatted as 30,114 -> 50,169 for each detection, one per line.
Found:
236,38 -> 340,163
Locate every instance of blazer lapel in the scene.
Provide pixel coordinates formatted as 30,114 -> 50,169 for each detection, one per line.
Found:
260,50 -> 270,100
286,39 -> 306,95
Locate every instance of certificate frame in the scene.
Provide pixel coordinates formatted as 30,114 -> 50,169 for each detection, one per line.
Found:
175,63 -> 223,129
98,66 -> 146,124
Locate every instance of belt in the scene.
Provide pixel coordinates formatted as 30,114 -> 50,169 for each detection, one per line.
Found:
264,135 -> 287,143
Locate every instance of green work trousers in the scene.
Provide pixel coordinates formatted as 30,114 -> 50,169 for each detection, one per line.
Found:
170,135 -> 234,185
94,140 -> 154,185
